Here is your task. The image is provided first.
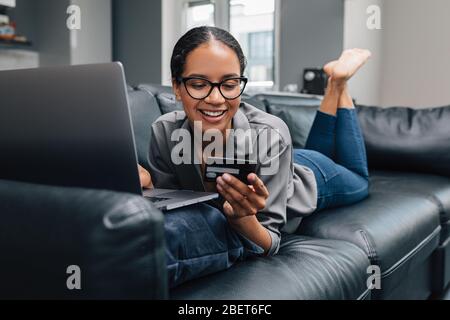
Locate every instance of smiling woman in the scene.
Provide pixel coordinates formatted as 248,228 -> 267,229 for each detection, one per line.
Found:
171,27 -> 247,134
141,26 -> 371,288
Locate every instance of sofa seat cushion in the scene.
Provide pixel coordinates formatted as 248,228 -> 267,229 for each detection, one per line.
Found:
368,171 -> 450,293
170,234 -> 370,300
369,171 -> 450,242
297,172 -> 442,298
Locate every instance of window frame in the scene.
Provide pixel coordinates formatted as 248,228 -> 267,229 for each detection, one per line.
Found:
229,0 -> 278,92
162,0 -> 279,91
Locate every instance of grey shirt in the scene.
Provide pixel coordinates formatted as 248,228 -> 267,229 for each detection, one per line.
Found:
148,102 -> 317,255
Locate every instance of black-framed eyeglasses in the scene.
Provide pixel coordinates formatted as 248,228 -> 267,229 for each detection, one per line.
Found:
178,76 -> 248,100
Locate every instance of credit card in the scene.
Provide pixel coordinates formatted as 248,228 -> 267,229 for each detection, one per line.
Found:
204,157 -> 257,183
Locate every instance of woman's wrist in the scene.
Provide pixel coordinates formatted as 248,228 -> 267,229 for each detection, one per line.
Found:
226,215 -> 272,254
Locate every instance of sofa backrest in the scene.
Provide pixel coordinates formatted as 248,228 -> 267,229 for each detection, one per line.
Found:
127,86 -> 162,170
356,105 -> 450,177
127,83 -> 450,178
138,83 -> 174,96
253,93 -> 322,149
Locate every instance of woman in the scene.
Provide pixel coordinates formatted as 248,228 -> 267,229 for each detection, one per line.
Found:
139,26 -> 370,288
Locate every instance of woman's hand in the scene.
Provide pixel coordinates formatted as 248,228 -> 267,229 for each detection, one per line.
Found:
138,164 -> 153,189
216,173 -> 269,220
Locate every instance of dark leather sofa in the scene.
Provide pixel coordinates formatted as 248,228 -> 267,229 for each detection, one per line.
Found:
1,83 -> 449,300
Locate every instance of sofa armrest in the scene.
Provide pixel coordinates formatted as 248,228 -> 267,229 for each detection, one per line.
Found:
0,179 -> 167,299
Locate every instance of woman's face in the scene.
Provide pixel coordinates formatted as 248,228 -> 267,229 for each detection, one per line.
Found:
173,40 -> 242,134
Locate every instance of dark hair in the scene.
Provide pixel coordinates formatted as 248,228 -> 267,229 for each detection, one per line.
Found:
170,26 -> 247,84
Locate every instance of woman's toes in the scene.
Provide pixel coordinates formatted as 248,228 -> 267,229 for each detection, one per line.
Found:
364,49 -> 372,59
355,48 -> 372,59
331,48 -> 371,81
323,60 -> 338,77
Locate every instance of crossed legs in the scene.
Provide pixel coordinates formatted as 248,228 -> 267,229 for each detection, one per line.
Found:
294,49 -> 371,211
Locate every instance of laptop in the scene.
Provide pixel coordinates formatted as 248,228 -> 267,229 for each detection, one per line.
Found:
0,62 -> 218,211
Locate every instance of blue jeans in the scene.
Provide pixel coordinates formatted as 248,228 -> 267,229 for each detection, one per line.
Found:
165,203 -> 264,288
166,108 -> 369,288
293,108 -> 369,211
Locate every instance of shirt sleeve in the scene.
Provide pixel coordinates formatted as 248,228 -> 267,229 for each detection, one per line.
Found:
148,122 -> 181,189
255,129 -> 292,256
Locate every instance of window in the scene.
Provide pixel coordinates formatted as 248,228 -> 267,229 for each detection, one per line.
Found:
180,0 -> 276,91
185,0 -> 215,31
247,31 -> 273,81
230,0 -> 275,90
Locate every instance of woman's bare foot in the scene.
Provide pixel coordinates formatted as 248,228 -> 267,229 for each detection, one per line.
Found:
326,48 -> 371,84
319,49 -> 369,114
323,60 -> 338,78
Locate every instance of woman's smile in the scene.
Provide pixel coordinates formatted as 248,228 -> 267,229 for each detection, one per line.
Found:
197,108 -> 228,123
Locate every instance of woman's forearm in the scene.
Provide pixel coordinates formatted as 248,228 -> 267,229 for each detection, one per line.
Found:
227,215 -> 272,255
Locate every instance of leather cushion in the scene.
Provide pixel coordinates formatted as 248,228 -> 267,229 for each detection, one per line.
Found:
171,234 -> 370,300
138,83 -> 174,96
265,104 -> 318,149
369,171 -> 450,294
155,92 -> 184,114
241,95 -> 267,112
369,171 -> 450,242
252,93 -> 322,149
297,172 -> 442,298
356,105 -> 450,178
127,87 -> 162,170
0,179 -> 167,299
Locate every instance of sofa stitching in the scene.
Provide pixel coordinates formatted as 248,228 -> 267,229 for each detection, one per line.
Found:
358,230 -> 379,266
380,226 -> 441,278
356,287 -> 371,300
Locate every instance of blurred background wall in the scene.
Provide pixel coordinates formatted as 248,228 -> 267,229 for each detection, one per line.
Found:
1,0 -> 449,108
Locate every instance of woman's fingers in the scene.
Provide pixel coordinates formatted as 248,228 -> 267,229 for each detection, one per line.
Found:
217,174 -> 267,212
138,164 -> 153,188
240,173 -> 268,209
223,201 -> 236,218
218,174 -> 252,199
219,187 -> 252,219
247,173 -> 269,199
217,179 -> 256,216
219,174 -> 255,202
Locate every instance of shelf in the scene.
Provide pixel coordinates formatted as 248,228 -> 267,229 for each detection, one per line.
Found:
0,38 -> 31,45
0,6 -> 10,15
0,38 -> 32,50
